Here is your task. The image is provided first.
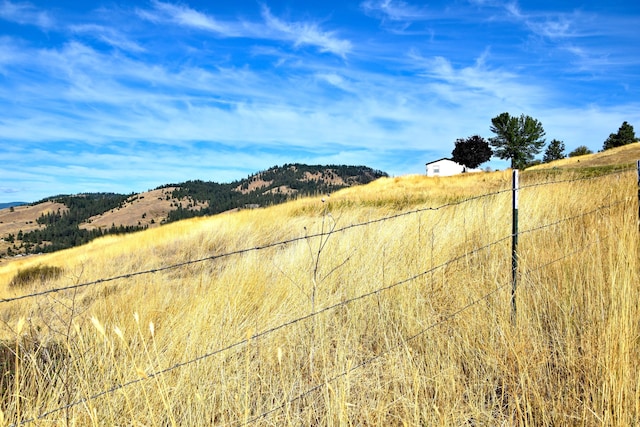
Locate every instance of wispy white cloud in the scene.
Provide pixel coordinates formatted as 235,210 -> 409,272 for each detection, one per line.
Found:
69,24 -> 146,53
408,48 -> 546,110
260,6 -> 352,57
361,0 -> 430,22
478,1 -> 640,75
142,0 -> 237,35
2,28 -> 629,162
137,1 -> 352,58
0,36 -> 27,72
0,34 -> 551,166
314,72 -> 355,93
504,2 -> 580,39
360,0 -> 434,34
0,0 -> 53,29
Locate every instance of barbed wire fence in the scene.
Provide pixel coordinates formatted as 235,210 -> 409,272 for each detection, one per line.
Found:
1,165 -> 638,426
1,167 -> 630,306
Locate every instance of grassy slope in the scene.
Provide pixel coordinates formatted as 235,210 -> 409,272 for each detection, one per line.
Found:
0,152 -> 638,425
529,143 -> 640,169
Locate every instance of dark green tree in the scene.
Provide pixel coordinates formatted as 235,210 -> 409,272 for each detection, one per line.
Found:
568,145 -> 593,157
543,139 -> 566,163
489,112 -> 546,169
603,121 -> 637,150
451,135 -> 493,169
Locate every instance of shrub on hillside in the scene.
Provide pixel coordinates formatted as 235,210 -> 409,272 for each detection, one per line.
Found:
568,145 -> 593,157
9,265 -> 64,288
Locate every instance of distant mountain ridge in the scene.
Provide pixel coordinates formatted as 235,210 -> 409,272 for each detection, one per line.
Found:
0,164 -> 387,258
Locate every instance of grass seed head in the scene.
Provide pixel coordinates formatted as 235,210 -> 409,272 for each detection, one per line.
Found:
114,326 -> 125,341
15,317 -> 25,335
91,316 -> 106,338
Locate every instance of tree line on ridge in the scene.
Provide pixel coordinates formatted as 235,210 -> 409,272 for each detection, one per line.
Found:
451,115 -> 638,170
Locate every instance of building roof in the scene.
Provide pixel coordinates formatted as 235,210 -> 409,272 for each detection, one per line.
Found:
425,157 -> 455,166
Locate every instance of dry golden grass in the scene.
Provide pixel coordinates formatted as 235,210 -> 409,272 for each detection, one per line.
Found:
528,143 -> 640,170
0,164 -> 638,426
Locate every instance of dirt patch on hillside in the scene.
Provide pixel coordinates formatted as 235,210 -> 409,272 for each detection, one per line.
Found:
235,168 -> 350,195
235,178 -> 273,194
81,188 -> 207,230
0,188 -> 208,259
263,185 -> 297,195
303,170 -> 342,185
0,202 -> 67,237
0,202 -> 67,259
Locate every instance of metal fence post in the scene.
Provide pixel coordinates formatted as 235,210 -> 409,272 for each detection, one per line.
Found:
511,169 -> 519,325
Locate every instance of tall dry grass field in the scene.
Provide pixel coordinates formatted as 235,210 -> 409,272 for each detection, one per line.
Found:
0,167 -> 638,426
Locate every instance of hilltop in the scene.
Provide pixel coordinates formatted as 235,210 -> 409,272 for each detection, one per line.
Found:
0,164 -> 387,259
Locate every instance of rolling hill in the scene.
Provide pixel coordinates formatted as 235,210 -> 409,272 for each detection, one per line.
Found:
0,164 -> 387,259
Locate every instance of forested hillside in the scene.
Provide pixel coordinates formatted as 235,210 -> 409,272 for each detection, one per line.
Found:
164,164 -> 387,222
4,193 -> 146,255
1,164 -> 387,257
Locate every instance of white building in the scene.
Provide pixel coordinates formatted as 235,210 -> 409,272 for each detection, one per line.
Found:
425,158 -> 481,177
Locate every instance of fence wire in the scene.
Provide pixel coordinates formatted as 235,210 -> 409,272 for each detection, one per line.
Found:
13,232 -> 513,425
236,198 -> 630,426
14,196 -> 630,426
519,165 -> 634,191
1,186 -> 512,305
4,167 -> 630,305
518,198 -> 628,236
4,168 -> 637,426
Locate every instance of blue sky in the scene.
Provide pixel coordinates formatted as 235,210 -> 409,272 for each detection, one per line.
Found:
1,0 -> 639,203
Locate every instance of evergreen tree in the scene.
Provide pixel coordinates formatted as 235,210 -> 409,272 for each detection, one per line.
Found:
489,113 -> 546,169
543,139 -> 566,163
603,121 -> 637,150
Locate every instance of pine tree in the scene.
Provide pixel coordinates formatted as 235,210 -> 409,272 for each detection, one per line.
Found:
603,121 -> 637,150
543,139 -> 566,163
489,113 -> 546,169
